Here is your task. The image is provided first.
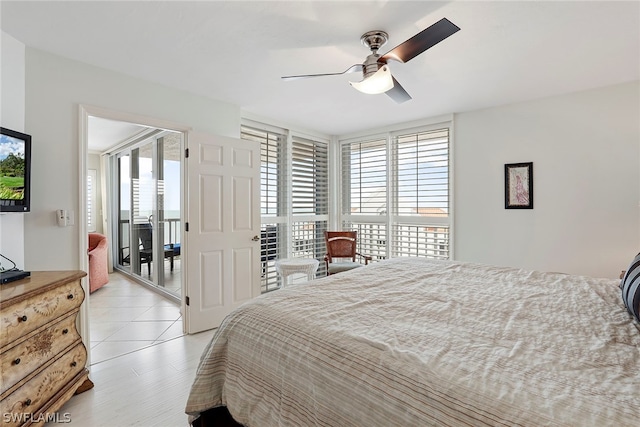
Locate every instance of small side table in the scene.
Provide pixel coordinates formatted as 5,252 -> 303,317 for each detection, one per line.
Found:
275,258 -> 320,287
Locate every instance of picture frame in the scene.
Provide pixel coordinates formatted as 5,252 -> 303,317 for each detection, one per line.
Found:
505,162 -> 533,209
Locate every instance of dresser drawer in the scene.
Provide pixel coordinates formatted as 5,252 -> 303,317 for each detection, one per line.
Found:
0,312 -> 81,396
0,343 -> 86,426
0,280 -> 83,350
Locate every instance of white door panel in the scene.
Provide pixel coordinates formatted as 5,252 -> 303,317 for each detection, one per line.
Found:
185,132 -> 260,333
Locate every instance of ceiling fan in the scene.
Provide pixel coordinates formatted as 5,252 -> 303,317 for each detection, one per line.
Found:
282,18 -> 460,103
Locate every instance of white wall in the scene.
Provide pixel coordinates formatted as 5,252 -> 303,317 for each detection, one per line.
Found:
13,44 -> 640,278
23,47 -> 240,271
454,81 -> 640,278
0,31 -> 26,269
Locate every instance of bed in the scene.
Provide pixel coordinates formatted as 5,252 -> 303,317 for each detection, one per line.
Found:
185,257 -> 640,426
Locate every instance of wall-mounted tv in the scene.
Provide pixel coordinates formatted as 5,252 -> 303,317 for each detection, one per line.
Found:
0,127 -> 31,213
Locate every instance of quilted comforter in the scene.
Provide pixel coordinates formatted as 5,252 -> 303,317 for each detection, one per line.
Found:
186,258 -> 640,426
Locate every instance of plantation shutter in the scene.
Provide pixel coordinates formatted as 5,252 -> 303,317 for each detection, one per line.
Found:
291,136 -> 328,275
341,138 -> 388,260
341,138 -> 387,215
394,129 -> 449,217
391,128 -> 450,259
241,125 -> 287,292
291,137 -> 328,215
341,126 -> 451,261
87,169 -> 97,232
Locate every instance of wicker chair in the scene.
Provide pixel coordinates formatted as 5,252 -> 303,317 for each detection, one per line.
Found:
323,231 -> 371,275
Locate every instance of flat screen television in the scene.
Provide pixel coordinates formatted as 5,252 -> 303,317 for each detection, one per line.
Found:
0,127 -> 31,212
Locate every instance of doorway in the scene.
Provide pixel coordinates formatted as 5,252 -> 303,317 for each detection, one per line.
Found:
83,111 -> 187,363
81,108 -> 262,341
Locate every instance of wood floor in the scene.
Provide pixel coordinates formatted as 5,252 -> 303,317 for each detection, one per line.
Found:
47,273 -> 216,427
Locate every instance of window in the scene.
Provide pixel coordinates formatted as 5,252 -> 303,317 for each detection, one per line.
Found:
245,119 -> 450,285
342,138 -> 387,215
291,137 -> 328,216
290,136 -> 329,276
342,138 -> 388,260
394,129 -> 449,218
342,125 -> 451,260
242,125 -> 330,289
241,125 -> 287,292
243,126 -> 287,217
391,128 -> 449,259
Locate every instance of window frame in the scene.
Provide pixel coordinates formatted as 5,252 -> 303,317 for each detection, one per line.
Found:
340,121 -> 453,261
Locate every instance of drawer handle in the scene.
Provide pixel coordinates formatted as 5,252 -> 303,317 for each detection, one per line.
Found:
70,361 -> 77,367
19,315 -> 27,322
24,398 -> 32,406
13,358 -> 21,365
67,294 -> 74,300
62,328 -> 69,334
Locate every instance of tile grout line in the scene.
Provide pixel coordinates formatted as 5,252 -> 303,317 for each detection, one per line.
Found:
88,271 -> 182,364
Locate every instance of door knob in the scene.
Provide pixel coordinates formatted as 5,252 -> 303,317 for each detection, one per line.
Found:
252,235 -> 260,241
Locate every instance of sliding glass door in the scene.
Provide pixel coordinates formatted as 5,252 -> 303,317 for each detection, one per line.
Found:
114,131 -> 182,297
158,133 -> 182,295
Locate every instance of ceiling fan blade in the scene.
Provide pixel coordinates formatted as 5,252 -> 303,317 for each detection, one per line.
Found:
380,18 -> 460,64
282,64 -> 363,81
385,77 -> 412,104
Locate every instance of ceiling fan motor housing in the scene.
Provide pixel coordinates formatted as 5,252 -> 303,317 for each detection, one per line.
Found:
360,30 -> 389,78
362,54 -> 385,78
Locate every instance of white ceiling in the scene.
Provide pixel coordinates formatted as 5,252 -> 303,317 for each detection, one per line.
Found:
86,117 -> 149,152
2,1 -> 639,150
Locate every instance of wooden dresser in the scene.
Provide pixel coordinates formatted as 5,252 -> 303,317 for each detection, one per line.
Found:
0,271 -> 92,426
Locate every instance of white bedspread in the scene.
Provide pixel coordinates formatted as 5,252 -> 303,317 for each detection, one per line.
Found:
186,258 -> 640,426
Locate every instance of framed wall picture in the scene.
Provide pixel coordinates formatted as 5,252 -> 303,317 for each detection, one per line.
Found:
505,162 -> 533,209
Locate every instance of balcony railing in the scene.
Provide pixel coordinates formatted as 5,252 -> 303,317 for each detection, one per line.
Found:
117,217 -> 181,264
344,221 -> 449,260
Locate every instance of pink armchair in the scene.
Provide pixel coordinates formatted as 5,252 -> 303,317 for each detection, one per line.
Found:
88,233 -> 109,293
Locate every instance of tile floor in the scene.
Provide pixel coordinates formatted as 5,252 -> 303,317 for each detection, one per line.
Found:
49,321 -> 216,427
89,271 -> 184,364
119,257 -> 182,298
43,270 -> 218,426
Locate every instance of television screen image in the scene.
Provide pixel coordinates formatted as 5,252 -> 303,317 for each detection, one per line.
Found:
0,127 -> 31,212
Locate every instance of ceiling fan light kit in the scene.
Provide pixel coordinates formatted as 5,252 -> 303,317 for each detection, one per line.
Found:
350,65 -> 394,94
282,18 -> 460,103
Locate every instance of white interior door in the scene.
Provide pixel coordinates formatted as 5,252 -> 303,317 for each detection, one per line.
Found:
184,132 -> 261,333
